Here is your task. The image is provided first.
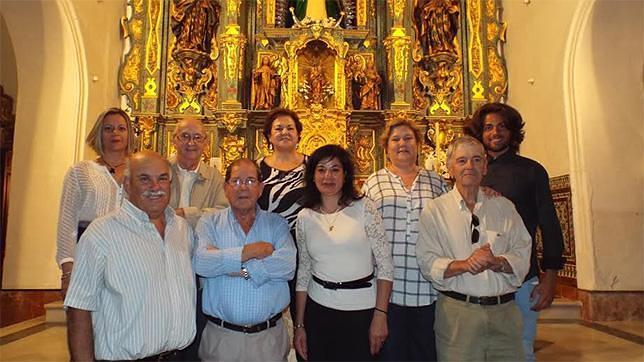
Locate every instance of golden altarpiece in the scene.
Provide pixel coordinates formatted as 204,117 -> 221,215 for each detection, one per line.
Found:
118,0 -> 508,180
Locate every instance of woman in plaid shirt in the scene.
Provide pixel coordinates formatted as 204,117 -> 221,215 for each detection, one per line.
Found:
363,119 -> 448,361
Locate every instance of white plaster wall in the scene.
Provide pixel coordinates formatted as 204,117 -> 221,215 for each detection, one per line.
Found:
503,0 -> 577,177
1,0 -> 123,289
570,0 -> 643,291
0,14 -> 18,99
0,0 -> 84,288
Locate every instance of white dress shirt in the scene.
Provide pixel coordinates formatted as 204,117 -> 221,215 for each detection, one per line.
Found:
64,200 -> 196,360
176,162 -> 200,208
416,188 -> 531,297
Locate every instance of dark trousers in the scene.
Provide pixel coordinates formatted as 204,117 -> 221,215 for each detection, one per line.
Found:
305,297 -> 374,362
175,281 -> 206,361
379,303 -> 437,362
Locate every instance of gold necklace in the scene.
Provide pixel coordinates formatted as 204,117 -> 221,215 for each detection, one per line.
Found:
320,205 -> 342,232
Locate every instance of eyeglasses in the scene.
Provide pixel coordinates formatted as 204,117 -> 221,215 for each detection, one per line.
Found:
471,214 -> 480,244
176,132 -> 206,144
227,178 -> 260,188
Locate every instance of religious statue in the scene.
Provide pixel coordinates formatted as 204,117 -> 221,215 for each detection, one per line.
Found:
172,0 -> 221,55
299,62 -> 333,105
357,60 -> 382,110
416,0 -> 460,56
252,56 -> 281,110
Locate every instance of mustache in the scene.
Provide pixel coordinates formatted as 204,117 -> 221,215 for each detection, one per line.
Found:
142,190 -> 167,198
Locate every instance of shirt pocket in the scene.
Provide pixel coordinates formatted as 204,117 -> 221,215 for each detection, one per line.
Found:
484,230 -> 508,256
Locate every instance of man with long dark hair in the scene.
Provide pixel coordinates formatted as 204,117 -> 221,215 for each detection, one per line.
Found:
465,103 -> 565,362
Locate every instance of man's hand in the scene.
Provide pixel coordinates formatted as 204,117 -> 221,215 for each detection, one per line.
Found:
531,270 -> 558,311
241,241 -> 274,262
175,208 -> 185,218
466,244 -> 496,274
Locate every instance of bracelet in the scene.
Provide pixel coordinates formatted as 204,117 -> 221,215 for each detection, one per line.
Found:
61,272 -> 72,279
295,323 -> 305,329
374,307 -> 388,315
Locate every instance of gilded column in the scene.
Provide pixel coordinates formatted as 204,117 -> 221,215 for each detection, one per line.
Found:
384,0 -> 412,109
219,0 -> 247,109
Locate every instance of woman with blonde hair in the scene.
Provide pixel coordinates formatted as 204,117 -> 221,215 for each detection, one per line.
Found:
56,108 -> 136,297
362,118 -> 448,361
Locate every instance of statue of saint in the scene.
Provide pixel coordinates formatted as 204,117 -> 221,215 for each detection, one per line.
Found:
357,60 -> 382,110
252,56 -> 281,110
308,64 -> 328,104
172,0 -> 221,54
418,0 -> 460,55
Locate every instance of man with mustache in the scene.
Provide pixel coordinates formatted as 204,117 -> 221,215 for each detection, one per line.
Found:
194,158 -> 296,361
465,103 -> 565,362
416,136 -> 531,361
65,151 -> 196,361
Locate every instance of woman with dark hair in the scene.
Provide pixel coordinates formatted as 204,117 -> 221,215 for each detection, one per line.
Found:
56,108 -> 136,298
256,107 -> 307,335
293,144 -> 393,361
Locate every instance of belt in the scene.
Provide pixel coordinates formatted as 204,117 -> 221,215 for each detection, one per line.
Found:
206,313 -> 282,334
139,350 -> 178,361
312,273 -> 374,290
442,290 -> 515,305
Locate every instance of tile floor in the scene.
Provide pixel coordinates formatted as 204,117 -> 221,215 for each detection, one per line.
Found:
0,318 -> 642,361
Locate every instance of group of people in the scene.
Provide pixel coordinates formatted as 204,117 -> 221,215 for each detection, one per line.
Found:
58,103 -> 563,362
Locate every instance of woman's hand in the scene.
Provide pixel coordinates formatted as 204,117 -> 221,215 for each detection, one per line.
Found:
294,326 -> 308,360
369,312 -> 388,356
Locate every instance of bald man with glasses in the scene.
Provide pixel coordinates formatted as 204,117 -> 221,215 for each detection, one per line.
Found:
416,136 -> 531,361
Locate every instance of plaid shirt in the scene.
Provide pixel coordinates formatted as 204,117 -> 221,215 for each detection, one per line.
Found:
363,168 -> 447,306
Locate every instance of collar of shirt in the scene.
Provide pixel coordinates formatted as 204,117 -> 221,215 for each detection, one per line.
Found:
177,161 -> 200,176
450,187 -> 487,213
122,198 -> 176,226
488,149 -> 517,164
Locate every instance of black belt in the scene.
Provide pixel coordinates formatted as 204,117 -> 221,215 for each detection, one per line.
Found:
312,273 -> 374,290
139,350 -> 178,361
206,313 -> 282,334
442,290 -> 515,305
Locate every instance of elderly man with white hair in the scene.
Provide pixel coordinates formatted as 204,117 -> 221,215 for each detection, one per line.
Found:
416,136 -> 531,362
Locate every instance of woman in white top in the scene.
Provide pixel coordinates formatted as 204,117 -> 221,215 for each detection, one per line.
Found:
294,144 -> 393,361
56,108 -> 136,297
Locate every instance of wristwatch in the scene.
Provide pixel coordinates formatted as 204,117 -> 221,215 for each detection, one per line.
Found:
241,266 -> 250,280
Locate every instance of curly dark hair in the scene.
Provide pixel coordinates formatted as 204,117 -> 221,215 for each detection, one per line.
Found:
262,108 -> 303,146
464,102 -> 525,154
301,144 -> 363,209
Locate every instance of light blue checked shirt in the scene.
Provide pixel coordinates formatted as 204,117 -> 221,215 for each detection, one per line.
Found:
64,200 -> 196,360
194,206 -> 296,326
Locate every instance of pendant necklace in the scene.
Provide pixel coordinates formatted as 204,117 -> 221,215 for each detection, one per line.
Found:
101,158 -> 125,174
320,205 -> 342,232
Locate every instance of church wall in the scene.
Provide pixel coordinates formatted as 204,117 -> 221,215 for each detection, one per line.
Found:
0,14 -> 18,99
502,0 -> 577,177
571,0 -> 643,293
1,0 -> 126,289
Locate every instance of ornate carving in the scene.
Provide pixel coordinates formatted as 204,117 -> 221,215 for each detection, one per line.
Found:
216,111 -> 246,133
467,0 -> 483,79
384,28 -> 411,106
220,25 -> 247,84
119,0 -> 146,111
356,0 -> 367,27
347,56 -> 381,110
297,104 -> 348,154
145,0 -> 162,76
220,135 -> 246,172
135,115 -> 157,150
424,119 -> 462,179
483,0 -> 508,102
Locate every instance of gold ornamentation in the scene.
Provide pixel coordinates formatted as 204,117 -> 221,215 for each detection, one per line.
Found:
144,77 -> 157,96
297,104 -> 348,154
357,0 -> 367,27
252,54 -> 282,110
390,0 -> 405,26
202,59 -> 219,112
220,135 -> 246,172
227,0 -> 241,19
384,28 -> 411,106
119,0 -> 145,111
136,115 -> 157,150
145,0 -> 161,75
265,0 -> 275,26
347,124 -> 375,175
217,111 -> 246,133
467,0 -> 483,79
425,119 -> 461,179
220,25 -> 247,81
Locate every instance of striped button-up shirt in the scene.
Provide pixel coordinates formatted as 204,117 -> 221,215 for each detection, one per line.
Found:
64,200 -> 196,360
194,207 -> 296,326
363,168 -> 447,306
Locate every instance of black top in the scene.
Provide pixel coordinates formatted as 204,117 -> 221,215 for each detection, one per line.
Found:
482,151 -> 565,281
256,157 -> 307,234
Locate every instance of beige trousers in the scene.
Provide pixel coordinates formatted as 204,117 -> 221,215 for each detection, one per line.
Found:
198,318 -> 290,362
435,294 -> 525,362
